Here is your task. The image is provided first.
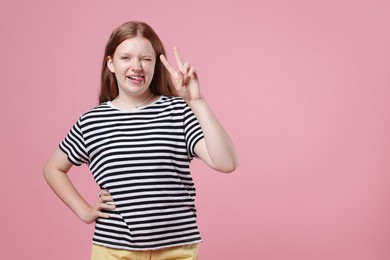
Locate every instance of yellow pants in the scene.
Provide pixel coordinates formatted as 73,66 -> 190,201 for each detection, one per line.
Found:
91,243 -> 199,260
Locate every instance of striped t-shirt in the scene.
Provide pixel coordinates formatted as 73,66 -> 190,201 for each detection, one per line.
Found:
60,96 -> 204,250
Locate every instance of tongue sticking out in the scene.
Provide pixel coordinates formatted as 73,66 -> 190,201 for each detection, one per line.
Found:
127,76 -> 144,85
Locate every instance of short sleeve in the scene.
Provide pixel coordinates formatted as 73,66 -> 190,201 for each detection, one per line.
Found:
182,103 -> 204,159
59,118 -> 89,166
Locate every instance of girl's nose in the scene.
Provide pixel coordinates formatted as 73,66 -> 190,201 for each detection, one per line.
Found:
131,59 -> 142,71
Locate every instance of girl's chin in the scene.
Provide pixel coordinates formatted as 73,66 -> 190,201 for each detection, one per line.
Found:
120,85 -> 150,96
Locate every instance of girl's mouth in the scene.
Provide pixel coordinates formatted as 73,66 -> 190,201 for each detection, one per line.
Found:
127,75 -> 144,84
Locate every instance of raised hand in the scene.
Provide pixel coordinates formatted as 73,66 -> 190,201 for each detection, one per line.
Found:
160,47 -> 201,101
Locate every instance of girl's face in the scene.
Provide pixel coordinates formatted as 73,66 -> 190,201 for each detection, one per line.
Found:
107,36 -> 156,99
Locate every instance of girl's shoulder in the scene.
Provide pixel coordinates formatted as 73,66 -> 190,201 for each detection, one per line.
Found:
77,102 -> 113,121
159,95 -> 186,106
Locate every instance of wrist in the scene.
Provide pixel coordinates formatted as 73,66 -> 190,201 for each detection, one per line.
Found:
76,204 -> 94,223
186,95 -> 206,107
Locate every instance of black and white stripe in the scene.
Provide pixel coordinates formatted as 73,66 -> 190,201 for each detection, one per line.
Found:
60,96 -> 204,250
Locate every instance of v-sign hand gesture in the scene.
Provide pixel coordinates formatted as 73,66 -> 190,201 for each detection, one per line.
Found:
160,47 -> 201,101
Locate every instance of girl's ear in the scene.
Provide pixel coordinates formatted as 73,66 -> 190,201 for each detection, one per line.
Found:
107,56 -> 115,73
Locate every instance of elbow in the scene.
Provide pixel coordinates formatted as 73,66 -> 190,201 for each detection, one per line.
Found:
216,160 -> 239,174
43,164 -> 51,182
222,164 -> 238,173
43,161 -> 58,183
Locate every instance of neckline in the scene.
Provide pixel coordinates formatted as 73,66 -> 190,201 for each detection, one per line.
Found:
107,95 -> 163,112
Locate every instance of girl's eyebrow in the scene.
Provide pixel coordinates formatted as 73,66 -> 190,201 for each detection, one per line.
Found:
117,52 -> 154,57
141,55 -> 154,58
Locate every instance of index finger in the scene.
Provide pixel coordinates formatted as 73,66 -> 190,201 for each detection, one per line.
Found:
174,47 -> 184,70
160,54 -> 177,75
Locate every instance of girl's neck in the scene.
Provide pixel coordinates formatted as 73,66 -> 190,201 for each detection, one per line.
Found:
114,92 -> 154,109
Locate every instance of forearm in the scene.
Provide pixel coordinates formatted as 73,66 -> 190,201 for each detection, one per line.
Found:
187,96 -> 238,172
44,168 -> 91,220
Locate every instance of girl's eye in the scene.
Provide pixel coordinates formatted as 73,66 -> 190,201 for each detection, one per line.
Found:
121,56 -> 129,60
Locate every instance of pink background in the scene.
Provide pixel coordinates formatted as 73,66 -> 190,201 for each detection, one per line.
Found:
1,0 -> 390,259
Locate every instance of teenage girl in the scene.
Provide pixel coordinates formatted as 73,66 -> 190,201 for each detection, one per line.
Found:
44,21 -> 238,260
